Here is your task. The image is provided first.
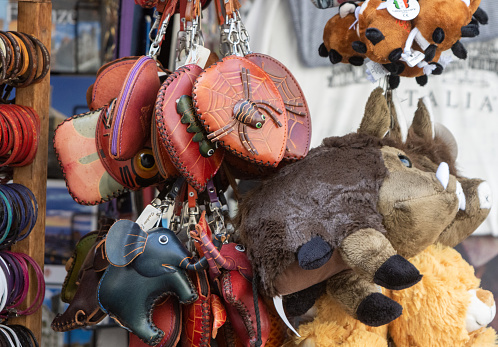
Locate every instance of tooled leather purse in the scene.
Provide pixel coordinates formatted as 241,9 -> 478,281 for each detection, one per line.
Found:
155,64 -> 224,192
190,212 -> 270,346
53,104 -> 163,205
193,0 -> 311,176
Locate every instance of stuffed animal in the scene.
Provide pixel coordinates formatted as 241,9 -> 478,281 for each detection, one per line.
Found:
284,91 -> 495,347
410,0 -> 484,60
288,245 -> 497,347
235,88 -> 473,327
352,0 -> 409,65
319,2 -> 366,66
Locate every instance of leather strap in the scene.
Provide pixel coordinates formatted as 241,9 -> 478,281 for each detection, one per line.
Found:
9,32 -> 37,88
188,184 -> 198,209
26,33 -> 50,84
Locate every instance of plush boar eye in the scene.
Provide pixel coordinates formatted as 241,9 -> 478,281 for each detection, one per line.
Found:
158,235 -> 169,245
398,155 -> 412,168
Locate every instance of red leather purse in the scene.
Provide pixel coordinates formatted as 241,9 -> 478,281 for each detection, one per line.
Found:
86,56 -> 140,111
108,56 -> 161,160
129,297 -> 182,347
155,64 -> 224,192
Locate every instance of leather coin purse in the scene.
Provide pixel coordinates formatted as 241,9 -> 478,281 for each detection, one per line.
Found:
129,297 -> 182,347
193,55 -> 288,167
54,105 -> 163,205
155,64 -> 224,192
108,56 -> 161,161
86,56 -> 140,111
246,53 -> 311,162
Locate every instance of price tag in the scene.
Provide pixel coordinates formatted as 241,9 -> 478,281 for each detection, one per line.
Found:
386,0 -> 420,20
182,44 -> 212,69
136,204 -> 162,231
402,50 -> 425,67
366,60 -> 388,82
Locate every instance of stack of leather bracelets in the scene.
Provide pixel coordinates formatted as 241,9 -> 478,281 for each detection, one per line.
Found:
0,105 -> 39,171
0,29 -> 48,347
0,184 -> 43,346
0,324 -> 39,347
0,31 -> 50,97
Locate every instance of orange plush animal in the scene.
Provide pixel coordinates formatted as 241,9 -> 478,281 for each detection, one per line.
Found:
319,2 -> 366,66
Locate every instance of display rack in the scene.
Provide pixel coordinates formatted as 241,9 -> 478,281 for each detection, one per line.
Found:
11,0 -> 52,342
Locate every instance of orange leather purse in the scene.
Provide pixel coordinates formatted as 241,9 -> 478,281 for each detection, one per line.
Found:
193,55 -> 287,167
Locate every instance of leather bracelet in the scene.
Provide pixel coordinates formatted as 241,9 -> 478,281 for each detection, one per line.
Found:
0,185 -> 24,246
0,32 -> 21,83
0,105 -> 40,167
0,33 -> 15,81
9,184 -> 37,242
14,252 -> 44,316
4,106 -> 33,167
8,33 -> 28,78
0,251 -> 29,312
25,34 -> 49,85
0,36 -> 6,84
0,324 -> 20,347
10,106 -> 39,167
9,325 -> 38,347
0,107 -> 23,167
0,190 -> 13,245
0,259 -> 8,313
9,32 -> 37,88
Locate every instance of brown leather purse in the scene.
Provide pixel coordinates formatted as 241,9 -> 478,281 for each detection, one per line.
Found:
245,53 -> 311,162
155,64 -> 224,192
193,55 -> 288,167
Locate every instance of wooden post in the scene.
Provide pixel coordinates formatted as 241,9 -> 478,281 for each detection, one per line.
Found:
11,0 -> 52,343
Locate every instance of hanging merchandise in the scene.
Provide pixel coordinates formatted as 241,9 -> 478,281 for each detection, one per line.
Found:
317,0 -> 488,88
51,217 -> 114,332
155,64 -> 224,192
193,0 -> 312,175
235,87 -> 491,331
286,89 -> 496,346
53,104 -> 164,205
0,31 -> 50,102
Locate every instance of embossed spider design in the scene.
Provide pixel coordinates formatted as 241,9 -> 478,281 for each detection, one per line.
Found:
207,67 -> 283,156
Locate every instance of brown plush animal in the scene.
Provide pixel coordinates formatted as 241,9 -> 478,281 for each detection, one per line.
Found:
352,0 -> 410,64
289,95 -> 494,345
236,88 -> 471,327
319,2 -> 366,66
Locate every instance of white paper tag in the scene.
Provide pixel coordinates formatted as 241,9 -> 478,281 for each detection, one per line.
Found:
180,44 -> 212,69
386,0 -> 420,20
136,204 -> 162,231
366,60 -> 388,82
402,50 -> 425,67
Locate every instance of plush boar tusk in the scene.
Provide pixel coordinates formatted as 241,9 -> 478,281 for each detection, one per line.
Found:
456,181 -> 466,211
273,296 -> 301,337
436,162 -> 449,189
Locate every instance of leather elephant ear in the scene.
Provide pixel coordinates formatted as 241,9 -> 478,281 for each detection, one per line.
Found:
105,220 -> 148,267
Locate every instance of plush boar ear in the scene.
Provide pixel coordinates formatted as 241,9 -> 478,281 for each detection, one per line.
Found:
408,97 -> 434,142
384,91 -> 408,143
358,87 -> 391,138
434,122 -> 459,162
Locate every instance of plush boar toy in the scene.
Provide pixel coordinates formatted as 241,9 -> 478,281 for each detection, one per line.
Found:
235,88 -> 479,327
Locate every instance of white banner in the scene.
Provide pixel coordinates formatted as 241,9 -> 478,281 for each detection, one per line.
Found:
245,0 -> 498,235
